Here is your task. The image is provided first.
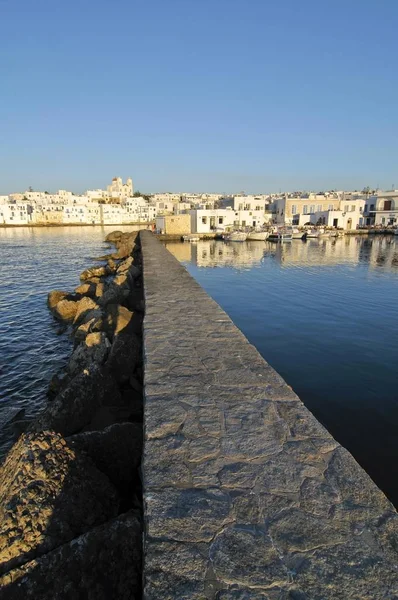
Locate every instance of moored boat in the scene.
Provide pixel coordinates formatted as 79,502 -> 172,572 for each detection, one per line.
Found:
247,230 -> 269,241
268,230 -> 292,242
182,234 -> 200,242
292,228 -> 307,240
224,231 -> 247,242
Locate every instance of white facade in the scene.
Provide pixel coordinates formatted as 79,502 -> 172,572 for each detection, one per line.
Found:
0,203 -> 33,225
106,176 -> 133,199
233,196 -> 268,212
190,208 -> 267,233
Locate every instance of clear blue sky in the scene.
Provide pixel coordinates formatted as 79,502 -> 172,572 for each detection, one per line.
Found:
1,0 -> 397,194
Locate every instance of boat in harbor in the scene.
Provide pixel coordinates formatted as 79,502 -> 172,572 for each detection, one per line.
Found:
224,231 -> 247,242
182,234 -> 200,242
268,229 -> 292,242
291,228 -> 307,240
246,230 -> 269,241
306,228 -> 331,239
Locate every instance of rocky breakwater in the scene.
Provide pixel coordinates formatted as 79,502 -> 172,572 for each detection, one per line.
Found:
0,230 -> 144,599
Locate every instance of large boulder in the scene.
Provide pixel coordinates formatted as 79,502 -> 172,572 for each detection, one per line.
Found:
116,256 -> 134,274
69,423 -> 142,492
80,266 -> 109,281
68,332 -> 111,376
52,298 -> 78,322
0,431 -> 119,576
75,282 -> 96,297
73,297 -> 100,326
103,304 -> 142,339
47,290 -> 69,310
105,332 -> 141,383
0,511 -> 141,600
30,365 -> 122,436
105,230 -> 124,243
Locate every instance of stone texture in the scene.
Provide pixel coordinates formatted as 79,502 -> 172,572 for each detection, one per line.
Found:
73,296 -> 100,326
52,298 -> 78,321
140,231 -> 398,599
30,364 -> 122,435
68,332 -> 110,376
47,290 -> 69,309
0,511 -> 141,599
0,431 -> 119,576
68,422 -> 142,492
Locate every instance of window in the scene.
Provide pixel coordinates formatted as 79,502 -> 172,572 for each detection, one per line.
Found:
370,204 -> 375,211
255,205 -> 261,211
291,205 -> 297,215
364,204 -> 368,212
218,217 -> 223,224
310,205 -> 315,213
202,217 -> 207,224
344,205 -> 349,212
303,205 -> 308,214
317,205 -> 322,212
351,205 -> 355,212
238,204 -> 243,210
328,204 -> 334,211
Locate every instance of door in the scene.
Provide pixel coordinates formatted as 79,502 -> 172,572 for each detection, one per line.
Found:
333,218 -> 338,227
384,200 -> 392,210
347,219 -> 352,230
210,216 -> 215,230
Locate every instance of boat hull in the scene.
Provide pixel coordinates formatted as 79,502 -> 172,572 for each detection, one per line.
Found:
247,232 -> 269,241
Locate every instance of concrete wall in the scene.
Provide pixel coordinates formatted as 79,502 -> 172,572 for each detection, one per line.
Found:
141,231 -> 398,599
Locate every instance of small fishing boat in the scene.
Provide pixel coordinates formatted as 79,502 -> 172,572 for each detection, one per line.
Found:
182,234 -> 200,242
291,228 -> 307,240
247,230 -> 269,241
268,229 -> 292,242
224,231 -> 247,242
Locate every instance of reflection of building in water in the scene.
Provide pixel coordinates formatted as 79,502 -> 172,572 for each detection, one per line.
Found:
363,237 -> 398,271
166,240 -> 267,269
163,242 -> 192,262
165,236 -> 398,273
274,236 -> 362,267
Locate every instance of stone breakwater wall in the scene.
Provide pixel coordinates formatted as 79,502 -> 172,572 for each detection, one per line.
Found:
0,231 -> 144,599
141,231 -> 398,600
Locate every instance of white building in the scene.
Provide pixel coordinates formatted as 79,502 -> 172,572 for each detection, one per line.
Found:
107,177 -> 133,200
190,208 -> 267,234
364,191 -> 398,226
0,202 -> 33,225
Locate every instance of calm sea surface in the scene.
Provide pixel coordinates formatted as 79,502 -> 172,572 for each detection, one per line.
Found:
165,235 -> 398,507
1,229 -> 398,506
0,225 -> 142,457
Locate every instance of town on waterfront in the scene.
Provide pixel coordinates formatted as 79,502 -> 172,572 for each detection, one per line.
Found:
2,176 -> 398,234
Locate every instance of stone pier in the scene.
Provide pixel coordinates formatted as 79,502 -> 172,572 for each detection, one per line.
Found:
141,231 -> 398,599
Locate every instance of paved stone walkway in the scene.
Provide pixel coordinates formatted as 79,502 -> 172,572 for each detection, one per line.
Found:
141,231 -> 398,599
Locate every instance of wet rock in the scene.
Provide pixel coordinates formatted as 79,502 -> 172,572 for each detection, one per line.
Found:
52,298 -> 78,322
73,297 -> 100,326
30,365 -> 122,436
68,332 -> 111,376
0,512 -> 141,600
105,332 -> 141,383
69,422 -> 142,492
0,431 -> 119,576
47,290 -> 69,309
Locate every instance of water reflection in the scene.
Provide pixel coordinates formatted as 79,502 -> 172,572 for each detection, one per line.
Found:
165,235 -> 398,272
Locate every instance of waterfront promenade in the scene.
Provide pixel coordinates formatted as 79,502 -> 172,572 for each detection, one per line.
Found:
141,231 -> 398,598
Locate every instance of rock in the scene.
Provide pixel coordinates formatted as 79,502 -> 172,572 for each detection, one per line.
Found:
105,230 -> 124,243
124,286 -> 145,313
80,266 -> 109,281
107,258 -> 118,271
98,278 -> 130,308
85,276 -> 101,284
68,332 -> 111,376
120,387 -> 143,422
47,372 -> 69,399
95,283 -> 105,298
0,512 -> 141,600
117,256 -> 134,274
69,423 -> 142,492
52,298 -> 78,322
0,431 -> 119,576
30,365 -> 122,436
103,304 -> 142,339
73,297 -> 100,326
74,282 -> 96,297
106,332 -> 141,383
47,290 -> 69,309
